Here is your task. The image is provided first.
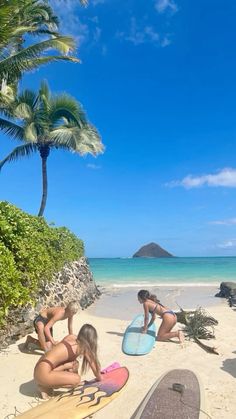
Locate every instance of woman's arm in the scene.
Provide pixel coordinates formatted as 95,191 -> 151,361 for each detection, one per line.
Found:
85,353 -> 102,381
44,310 -> 63,345
141,302 -> 149,333
147,313 -> 156,328
67,316 -> 73,335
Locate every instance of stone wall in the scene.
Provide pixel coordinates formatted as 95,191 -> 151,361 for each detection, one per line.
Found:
0,257 -> 100,348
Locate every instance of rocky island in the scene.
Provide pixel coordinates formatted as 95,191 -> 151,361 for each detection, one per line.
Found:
133,242 -> 174,258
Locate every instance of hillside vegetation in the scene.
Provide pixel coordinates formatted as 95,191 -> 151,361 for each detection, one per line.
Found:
0,202 -> 84,326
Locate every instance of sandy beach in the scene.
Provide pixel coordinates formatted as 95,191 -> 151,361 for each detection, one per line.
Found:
0,286 -> 236,419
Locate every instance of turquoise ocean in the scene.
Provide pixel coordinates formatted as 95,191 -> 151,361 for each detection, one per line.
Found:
88,257 -> 236,288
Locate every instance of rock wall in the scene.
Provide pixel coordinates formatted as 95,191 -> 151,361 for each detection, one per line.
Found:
0,257 -> 100,348
215,282 -> 236,298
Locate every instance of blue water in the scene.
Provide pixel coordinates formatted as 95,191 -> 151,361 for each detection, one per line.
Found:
88,257 -> 236,287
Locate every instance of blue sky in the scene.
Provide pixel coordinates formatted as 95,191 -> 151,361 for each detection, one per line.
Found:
1,0 -> 236,257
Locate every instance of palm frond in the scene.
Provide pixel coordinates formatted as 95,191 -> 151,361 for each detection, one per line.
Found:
24,122 -> 38,142
0,82 -> 15,107
0,118 -> 24,140
176,307 -> 219,354
49,123 -> 104,156
49,94 -> 86,127
77,124 -> 104,155
80,0 -> 89,6
0,35 -> 79,79
177,307 -> 218,339
0,0 -> 60,49
0,143 -> 38,170
15,89 -> 38,112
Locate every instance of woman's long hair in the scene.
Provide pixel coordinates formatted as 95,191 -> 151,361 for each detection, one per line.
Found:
138,289 -> 163,305
77,324 -> 100,375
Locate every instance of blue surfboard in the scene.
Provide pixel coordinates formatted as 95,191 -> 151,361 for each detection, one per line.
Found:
122,314 -> 156,355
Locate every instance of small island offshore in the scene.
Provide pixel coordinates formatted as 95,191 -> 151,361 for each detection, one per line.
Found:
133,242 -> 174,258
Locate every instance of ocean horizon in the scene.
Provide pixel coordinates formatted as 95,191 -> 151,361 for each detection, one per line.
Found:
88,256 -> 236,288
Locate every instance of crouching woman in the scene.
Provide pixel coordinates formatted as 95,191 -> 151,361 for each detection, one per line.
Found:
34,324 -> 101,399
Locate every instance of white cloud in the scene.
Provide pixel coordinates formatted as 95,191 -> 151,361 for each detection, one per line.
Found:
217,239 -> 236,249
117,18 -> 172,47
50,1 -> 102,47
210,218 -> 236,226
160,35 -> 172,47
167,168 -> 236,189
155,0 -> 178,14
87,163 -> 101,169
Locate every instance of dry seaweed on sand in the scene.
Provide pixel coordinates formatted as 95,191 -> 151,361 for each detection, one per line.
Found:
176,306 -> 219,355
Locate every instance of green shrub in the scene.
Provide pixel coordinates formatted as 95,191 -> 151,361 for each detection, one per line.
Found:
0,201 -> 84,326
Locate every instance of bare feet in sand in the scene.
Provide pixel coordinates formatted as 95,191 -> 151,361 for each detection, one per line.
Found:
38,386 -> 53,400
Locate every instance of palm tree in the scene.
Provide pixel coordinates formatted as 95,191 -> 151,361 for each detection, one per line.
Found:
0,0 -> 79,88
0,81 -> 104,216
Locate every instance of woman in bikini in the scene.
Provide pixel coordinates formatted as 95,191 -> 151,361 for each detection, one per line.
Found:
137,290 -> 184,343
25,301 -> 79,352
34,323 -> 101,399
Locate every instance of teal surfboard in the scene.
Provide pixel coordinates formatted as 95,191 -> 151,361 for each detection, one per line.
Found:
122,314 -> 156,355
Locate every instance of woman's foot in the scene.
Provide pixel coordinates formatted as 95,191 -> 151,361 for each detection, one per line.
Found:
178,330 -> 185,344
38,386 -> 52,400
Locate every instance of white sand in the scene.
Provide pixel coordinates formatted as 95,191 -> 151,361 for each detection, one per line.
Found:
0,293 -> 236,419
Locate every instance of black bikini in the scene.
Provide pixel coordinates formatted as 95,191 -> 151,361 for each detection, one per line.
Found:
150,303 -> 176,317
33,314 -> 53,341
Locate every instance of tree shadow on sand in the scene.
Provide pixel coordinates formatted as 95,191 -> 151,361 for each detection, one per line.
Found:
221,352 -> 236,378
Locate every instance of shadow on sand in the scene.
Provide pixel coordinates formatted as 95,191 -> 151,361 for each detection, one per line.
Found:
18,343 -> 43,356
19,379 -> 38,397
221,351 -> 236,378
106,331 -> 124,338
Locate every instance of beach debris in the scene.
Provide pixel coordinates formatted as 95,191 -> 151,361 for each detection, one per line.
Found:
176,307 -> 219,355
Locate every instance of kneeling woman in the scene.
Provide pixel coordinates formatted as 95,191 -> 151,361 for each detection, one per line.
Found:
34,324 -> 101,399
137,290 -> 184,343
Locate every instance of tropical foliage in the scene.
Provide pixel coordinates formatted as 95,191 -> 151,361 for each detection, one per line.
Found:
0,201 -> 84,326
0,0 -> 79,89
0,81 -> 104,215
176,307 -> 219,354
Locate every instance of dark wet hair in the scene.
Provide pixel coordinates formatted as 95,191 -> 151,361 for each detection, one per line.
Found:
77,324 -> 100,375
137,289 -> 162,305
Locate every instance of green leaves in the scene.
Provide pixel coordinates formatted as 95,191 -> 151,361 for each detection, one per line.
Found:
0,1 -> 79,84
0,201 -> 84,326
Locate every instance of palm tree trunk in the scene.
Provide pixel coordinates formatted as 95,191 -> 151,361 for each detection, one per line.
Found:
38,145 -> 50,216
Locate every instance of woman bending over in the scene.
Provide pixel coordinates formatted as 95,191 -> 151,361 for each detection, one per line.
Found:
25,301 -> 79,352
34,324 -> 101,399
137,290 -> 184,343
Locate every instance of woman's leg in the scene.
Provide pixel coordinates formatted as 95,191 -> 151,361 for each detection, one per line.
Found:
35,367 -> 81,399
157,314 -> 184,343
44,370 -> 81,391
